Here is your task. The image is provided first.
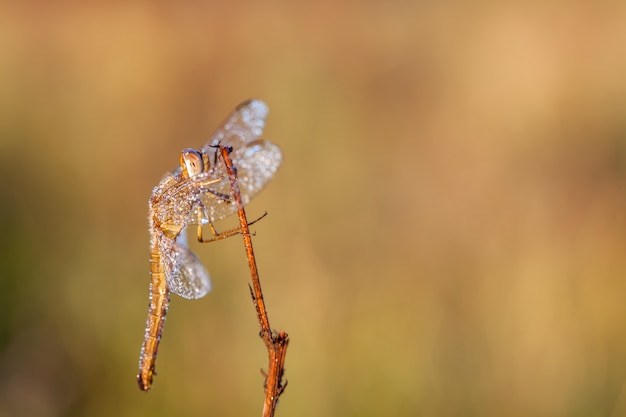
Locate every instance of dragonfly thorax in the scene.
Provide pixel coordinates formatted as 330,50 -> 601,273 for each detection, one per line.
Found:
180,148 -> 209,178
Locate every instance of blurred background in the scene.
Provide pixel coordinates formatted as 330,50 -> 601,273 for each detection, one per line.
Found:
1,1 -> 626,416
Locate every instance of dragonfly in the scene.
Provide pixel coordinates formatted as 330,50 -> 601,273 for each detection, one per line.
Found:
137,99 -> 282,391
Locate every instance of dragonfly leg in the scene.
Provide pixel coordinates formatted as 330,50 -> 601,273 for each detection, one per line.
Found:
195,221 -> 239,243
196,212 -> 268,243
192,201 -> 232,242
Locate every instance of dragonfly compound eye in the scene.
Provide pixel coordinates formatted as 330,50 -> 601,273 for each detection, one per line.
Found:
180,149 -> 205,178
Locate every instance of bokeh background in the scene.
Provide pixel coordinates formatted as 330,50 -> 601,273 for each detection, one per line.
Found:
1,2 -> 626,416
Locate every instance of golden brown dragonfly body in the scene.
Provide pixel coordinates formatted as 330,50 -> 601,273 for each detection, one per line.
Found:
137,99 -> 282,391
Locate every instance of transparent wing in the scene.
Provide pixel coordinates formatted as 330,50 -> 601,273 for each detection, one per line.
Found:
164,230 -> 212,299
202,99 -> 269,152
197,139 -> 282,223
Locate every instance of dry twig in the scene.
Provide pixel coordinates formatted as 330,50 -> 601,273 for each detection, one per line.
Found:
220,146 -> 289,417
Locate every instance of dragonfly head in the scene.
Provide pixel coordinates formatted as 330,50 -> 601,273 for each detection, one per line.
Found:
180,148 -> 208,178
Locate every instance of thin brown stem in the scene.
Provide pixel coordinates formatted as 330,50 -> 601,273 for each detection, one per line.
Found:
219,147 -> 289,417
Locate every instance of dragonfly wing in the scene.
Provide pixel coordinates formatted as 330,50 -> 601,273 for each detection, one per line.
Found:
202,99 -> 269,152
165,230 -> 212,299
232,139 -> 282,203
182,99 -> 280,225
197,139 -> 282,222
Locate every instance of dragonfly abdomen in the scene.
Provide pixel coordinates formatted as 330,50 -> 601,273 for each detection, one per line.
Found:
137,248 -> 170,391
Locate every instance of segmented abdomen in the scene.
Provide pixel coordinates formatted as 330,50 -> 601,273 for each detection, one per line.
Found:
137,248 -> 170,391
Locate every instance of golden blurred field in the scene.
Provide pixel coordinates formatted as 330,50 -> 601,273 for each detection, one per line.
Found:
1,2 -> 626,416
